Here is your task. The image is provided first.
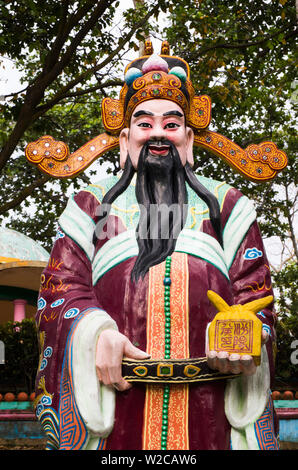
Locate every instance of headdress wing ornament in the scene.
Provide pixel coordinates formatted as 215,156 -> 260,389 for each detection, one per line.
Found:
25,40 -> 287,182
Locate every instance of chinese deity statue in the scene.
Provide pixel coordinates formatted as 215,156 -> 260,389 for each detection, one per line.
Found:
26,40 -> 287,450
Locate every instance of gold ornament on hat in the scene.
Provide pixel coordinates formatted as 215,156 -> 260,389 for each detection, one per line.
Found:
101,48 -> 211,134
25,40 -> 287,182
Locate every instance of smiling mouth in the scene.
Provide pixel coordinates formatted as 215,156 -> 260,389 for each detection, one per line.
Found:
148,144 -> 170,156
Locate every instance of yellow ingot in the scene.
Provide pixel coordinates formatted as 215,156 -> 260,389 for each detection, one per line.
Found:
207,290 -> 273,366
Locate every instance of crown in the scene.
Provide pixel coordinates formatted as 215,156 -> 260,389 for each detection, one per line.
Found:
101,40 -> 211,134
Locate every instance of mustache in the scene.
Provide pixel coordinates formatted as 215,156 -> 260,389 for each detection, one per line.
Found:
146,138 -> 171,146
141,138 -> 177,153
137,138 -> 184,177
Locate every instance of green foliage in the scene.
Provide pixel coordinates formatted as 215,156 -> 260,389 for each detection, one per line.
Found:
164,0 -> 297,380
273,261 -> 298,379
0,0 -> 161,248
0,319 -> 39,394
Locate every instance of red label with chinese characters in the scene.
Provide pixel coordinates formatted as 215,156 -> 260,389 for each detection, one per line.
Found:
214,319 -> 253,354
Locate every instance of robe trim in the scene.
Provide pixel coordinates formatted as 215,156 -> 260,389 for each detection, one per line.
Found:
59,307 -> 116,450
92,229 -> 230,285
91,196 -> 255,284
59,309 -> 90,450
92,229 -> 138,285
72,309 -> 117,437
175,229 -> 229,278
60,192 -> 255,283
59,195 -> 95,261
223,195 -> 256,269
81,175 -> 232,233
143,253 -> 189,450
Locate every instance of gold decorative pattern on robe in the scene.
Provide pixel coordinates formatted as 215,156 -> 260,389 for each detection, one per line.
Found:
143,252 -> 189,450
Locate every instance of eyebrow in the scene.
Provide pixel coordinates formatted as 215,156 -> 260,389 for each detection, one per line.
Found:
163,110 -> 184,118
133,110 -> 154,118
132,110 -> 184,118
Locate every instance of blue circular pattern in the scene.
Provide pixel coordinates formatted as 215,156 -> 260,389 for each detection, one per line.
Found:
244,248 -> 263,260
40,358 -> 48,370
44,346 -> 53,358
36,404 -> 44,417
51,298 -> 65,308
41,395 -> 52,406
64,307 -> 80,319
37,297 -> 46,310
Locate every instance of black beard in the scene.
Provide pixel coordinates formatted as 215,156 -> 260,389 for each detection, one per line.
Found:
93,142 -> 223,283
131,139 -> 188,281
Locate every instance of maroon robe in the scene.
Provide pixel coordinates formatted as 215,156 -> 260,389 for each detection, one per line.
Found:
34,176 -> 278,450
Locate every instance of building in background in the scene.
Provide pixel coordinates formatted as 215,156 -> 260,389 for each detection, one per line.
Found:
0,227 -> 49,324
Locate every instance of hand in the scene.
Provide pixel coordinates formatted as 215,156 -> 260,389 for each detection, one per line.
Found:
96,329 -> 150,391
207,329 -> 269,376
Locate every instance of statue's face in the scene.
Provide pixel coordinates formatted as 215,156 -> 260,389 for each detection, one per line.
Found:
119,99 -> 194,169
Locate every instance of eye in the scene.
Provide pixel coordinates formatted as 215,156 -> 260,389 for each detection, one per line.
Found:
164,122 -> 180,129
138,122 -> 152,128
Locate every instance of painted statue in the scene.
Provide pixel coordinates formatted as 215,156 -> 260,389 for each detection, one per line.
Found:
26,41 -> 287,450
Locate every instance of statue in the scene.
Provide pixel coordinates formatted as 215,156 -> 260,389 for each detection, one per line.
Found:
26,41 -> 287,451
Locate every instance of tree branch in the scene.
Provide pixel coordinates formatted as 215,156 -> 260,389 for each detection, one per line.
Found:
0,1 -> 157,172
192,22 -> 297,56
42,0 -> 70,73
0,175 -> 50,215
34,79 -> 123,115
42,0 -> 101,75
36,2 -> 159,109
2,85 -> 29,98
47,0 -> 117,81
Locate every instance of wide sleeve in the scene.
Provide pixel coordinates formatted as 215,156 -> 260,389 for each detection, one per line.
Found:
34,189 -> 117,450
221,188 -> 278,449
227,213 -> 276,383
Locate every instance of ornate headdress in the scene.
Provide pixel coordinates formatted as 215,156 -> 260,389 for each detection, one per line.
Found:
25,40 -> 287,182
102,40 -> 211,134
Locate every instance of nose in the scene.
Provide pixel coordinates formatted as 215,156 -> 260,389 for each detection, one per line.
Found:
150,122 -> 167,141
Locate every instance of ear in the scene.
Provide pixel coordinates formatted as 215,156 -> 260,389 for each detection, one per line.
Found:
119,128 -> 129,169
185,126 -> 194,166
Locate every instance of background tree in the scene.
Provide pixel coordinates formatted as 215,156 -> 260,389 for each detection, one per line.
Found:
0,0 -> 164,248
0,319 -> 39,394
162,0 -> 297,381
0,0 -> 297,380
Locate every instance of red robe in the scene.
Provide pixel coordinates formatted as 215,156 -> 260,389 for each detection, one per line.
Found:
34,175 -> 279,450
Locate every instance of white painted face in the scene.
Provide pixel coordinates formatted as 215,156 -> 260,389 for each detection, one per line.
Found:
119,99 -> 194,169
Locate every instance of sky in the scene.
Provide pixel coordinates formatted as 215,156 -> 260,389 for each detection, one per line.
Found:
0,55 -> 25,97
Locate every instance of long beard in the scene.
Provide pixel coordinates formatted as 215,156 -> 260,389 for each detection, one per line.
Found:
131,140 -> 188,280
93,142 -> 223,283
